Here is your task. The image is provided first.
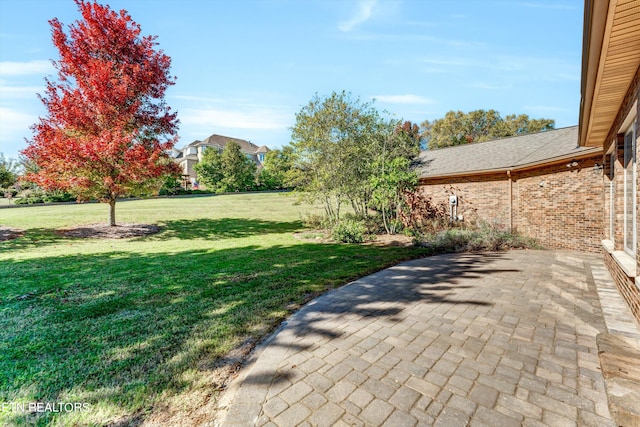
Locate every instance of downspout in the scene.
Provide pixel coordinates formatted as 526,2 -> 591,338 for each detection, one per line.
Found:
507,170 -> 513,231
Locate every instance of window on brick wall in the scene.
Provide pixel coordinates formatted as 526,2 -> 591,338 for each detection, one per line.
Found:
610,151 -> 615,241
624,120 -> 636,255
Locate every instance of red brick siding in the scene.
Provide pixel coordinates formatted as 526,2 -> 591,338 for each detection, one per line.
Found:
417,174 -> 510,228
418,155 -> 603,253
604,251 -> 640,325
513,158 -> 603,252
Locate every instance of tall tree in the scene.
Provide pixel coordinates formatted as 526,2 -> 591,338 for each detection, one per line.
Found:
219,142 -> 257,192
421,109 -> 554,150
367,121 -> 421,234
257,146 -> 296,190
22,0 -> 179,226
0,154 -> 19,188
391,121 -> 422,159
291,91 -> 387,222
195,142 -> 257,193
194,147 -> 224,189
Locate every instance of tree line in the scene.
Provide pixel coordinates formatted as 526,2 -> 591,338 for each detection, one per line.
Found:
192,143 -> 296,193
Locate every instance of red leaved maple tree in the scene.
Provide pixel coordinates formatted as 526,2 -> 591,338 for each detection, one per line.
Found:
23,0 -> 179,226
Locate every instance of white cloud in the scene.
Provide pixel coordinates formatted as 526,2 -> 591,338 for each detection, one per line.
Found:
180,108 -> 291,131
171,94 -> 229,103
0,60 -> 53,76
417,55 -> 579,82
515,2 -> 577,10
0,107 -> 37,156
467,82 -> 512,90
0,107 -> 36,132
0,83 -> 44,99
339,0 -> 377,32
373,94 -> 433,105
523,105 -> 571,113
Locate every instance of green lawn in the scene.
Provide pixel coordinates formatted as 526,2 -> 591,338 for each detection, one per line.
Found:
0,193 -> 431,426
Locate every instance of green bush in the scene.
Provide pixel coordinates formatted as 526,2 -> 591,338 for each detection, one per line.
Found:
343,212 -> 387,235
416,222 -> 540,253
301,212 -> 331,230
332,218 -> 367,243
14,189 -> 75,204
158,187 -> 212,196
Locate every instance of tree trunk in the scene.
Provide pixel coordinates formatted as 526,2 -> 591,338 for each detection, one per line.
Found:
109,198 -> 116,226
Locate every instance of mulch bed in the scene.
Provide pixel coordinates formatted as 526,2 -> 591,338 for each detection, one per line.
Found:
0,226 -> 25,242
56,223 -> 161,239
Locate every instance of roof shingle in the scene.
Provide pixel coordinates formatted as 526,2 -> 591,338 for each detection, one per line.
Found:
415,126 -> 601,178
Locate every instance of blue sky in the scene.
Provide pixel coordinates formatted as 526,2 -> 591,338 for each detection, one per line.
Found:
0,0 -> 583,159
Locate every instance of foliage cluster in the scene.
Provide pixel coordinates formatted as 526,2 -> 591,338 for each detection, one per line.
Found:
0,154 -> 22,203
290,91 -> 422,239
331,217 -> 369,244
22,0 -> 179,226
13,189 -> 76,205
420,109 -> 555,149
193,142 -> 297,193
415,222 -> 541,252
0,153 -> 19,188
257,146 -> 299,190
194,142 -> 256,193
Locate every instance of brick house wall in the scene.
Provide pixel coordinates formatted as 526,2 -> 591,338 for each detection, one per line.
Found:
417,173 -> 511,228
604,253 -> 640,324
513,158 -> 603,252
418,154 -> 604,253
600,66 -> 640,326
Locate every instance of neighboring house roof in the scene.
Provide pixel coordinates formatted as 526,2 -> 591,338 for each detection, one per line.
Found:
579,0 -> 640,147
415,126 -> 602,179
183,134 -> 261,154
255,145 -> 270,154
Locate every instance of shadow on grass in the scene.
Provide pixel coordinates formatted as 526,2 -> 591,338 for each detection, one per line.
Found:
146,217 -> 305,241
0,228 -> 69,253
0,241 -> 431,426
0,218 -> 304,253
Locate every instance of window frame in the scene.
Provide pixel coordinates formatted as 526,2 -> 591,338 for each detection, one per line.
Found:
623,119 -> 637,256
609,151 -> 615,242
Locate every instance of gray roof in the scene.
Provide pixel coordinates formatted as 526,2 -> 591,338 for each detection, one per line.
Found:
183,134 -> 262,154
415,126 -> 602,178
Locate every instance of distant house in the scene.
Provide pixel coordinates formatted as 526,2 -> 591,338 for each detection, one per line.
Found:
415,126 -> 603,252
172,134 -> 270,184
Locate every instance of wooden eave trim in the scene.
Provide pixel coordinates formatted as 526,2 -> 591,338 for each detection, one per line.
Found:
579,0 -> 612,147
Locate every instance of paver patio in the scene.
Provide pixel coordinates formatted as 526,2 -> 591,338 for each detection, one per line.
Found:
216,250 -> 640,426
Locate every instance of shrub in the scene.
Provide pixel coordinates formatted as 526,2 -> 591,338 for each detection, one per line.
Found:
332,218 -> 367,243
401,191 -> 449,234
342,212 -> 386,235
14,189 -> 76,204
42,190 -> 76,203
301,212 -> 331,230
416,222 -> 540,253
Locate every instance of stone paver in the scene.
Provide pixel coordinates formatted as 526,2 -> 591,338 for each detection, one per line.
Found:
217,250 -> 638,426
